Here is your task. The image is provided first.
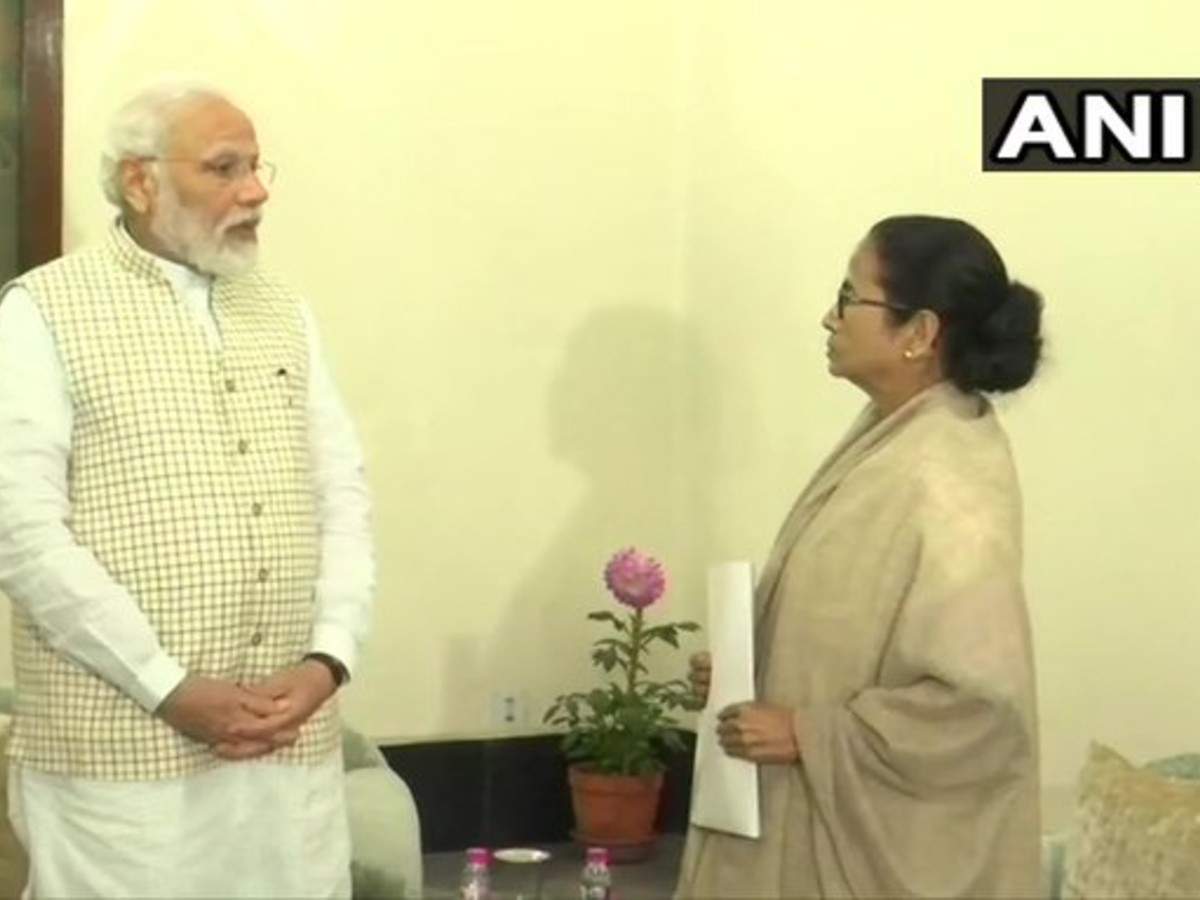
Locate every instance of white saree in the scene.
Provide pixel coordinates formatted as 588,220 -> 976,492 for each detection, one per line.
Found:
677,382 -> 1041,899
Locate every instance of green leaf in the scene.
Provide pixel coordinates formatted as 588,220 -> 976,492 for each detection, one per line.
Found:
587,611 -> 627,631
591,646 -> 619,672
550,610 -> 704,774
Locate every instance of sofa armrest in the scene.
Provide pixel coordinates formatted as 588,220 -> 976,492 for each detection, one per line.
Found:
343,725 -> 388,772
1041,830 -> 1069,900
346,765 -> 423,899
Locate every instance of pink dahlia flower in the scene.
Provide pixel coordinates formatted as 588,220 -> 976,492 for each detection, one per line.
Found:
603,548 -> 667,610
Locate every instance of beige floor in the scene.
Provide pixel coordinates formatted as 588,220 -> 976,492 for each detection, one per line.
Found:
423,833 -> 684,898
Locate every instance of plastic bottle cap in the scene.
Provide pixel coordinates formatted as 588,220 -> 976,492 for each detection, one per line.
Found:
466,847 -> 490,865
586,847 -> 610,865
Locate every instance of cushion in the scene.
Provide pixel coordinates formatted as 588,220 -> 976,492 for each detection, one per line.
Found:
0,714 -> 30,899
1062,742 -> 1200,898
1149,753 -> 1200,781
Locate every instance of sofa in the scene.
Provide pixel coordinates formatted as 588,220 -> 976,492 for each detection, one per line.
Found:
343,720 -> 424,898
1041,746 -> 1200,899
0,688 -> 422,899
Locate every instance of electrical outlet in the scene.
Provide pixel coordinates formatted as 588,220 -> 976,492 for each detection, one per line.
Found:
490,690 -> 526,728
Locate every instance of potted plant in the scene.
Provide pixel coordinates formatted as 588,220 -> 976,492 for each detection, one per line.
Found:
543,548 -> 700,862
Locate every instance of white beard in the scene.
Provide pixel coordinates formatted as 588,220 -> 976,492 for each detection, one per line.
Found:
149,178 -> 260,278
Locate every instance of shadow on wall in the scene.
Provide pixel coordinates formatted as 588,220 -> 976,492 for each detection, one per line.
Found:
480,303 -> 754,741
463,304 -> 698,843
456,299 -> 766,845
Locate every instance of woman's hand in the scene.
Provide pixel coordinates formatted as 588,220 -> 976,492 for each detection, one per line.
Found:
688,651 -> 712,708
716,701 -> 799,764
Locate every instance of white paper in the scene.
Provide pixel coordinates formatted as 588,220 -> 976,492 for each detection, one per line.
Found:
688,561 -> 760,838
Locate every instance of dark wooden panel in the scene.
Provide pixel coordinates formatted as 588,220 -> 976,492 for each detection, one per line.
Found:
18,0 -> 61,270
382,731 -> 696,854
382,739 -> 488,854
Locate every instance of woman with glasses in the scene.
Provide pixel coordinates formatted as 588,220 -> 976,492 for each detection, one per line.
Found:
677,215 -> 1044,898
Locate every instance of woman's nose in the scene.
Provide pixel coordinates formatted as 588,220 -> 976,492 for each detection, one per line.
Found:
821,306 -> 838,333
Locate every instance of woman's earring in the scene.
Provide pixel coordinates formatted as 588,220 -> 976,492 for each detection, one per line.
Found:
903,349 -> 915,360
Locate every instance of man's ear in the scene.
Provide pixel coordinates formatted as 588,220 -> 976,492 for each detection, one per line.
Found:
119,159 -> 156,215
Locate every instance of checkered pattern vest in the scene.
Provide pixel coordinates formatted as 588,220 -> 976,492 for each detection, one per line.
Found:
5,225 -> 339,779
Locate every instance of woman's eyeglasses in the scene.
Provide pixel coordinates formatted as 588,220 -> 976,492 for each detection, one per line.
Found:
836,281 -> 911,319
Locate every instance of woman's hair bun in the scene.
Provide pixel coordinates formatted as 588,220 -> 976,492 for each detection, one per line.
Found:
946,280 -> 1043,394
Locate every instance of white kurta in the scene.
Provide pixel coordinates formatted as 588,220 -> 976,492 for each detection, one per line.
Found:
0,236 -> 374,899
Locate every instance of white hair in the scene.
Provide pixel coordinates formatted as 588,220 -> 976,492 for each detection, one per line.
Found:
149,172 -> 261,277
98,79 -> 234,208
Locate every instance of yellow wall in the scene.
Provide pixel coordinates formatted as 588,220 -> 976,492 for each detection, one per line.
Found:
679,0 -> 1200,816
2,0 -> 1192,819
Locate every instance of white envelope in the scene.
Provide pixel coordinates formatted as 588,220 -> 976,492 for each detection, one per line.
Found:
688,561 -> 760,838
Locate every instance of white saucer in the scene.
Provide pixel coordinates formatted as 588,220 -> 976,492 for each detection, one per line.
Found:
493,848 -> 551,864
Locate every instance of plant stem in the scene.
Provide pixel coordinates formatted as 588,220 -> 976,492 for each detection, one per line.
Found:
627,608 -> 643,696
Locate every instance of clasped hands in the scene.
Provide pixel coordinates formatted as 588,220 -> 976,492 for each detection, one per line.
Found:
158,659 -> 338,760
688,651 -> 799,765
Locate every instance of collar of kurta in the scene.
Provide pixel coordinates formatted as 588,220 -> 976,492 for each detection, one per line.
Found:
106,219 -> 217,298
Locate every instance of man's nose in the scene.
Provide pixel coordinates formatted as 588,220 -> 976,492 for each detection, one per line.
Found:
237,173 -> 269,207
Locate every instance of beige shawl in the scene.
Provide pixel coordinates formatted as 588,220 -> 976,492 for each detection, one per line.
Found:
677,382 -> 1040,898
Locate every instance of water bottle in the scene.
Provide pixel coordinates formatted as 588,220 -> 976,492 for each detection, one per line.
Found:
459,846 -> 491,900
579,846 -> 612,900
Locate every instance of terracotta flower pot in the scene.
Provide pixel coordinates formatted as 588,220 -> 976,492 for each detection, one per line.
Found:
568,765 -> 664,863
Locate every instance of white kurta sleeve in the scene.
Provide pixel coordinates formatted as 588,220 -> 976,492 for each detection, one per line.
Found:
301,305 -> 375,679
0,285 -> 187,712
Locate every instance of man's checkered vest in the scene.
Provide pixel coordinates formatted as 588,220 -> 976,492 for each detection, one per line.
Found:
4,225 -> 339,779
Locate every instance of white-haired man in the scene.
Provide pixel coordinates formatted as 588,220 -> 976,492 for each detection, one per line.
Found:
0,83 -> 373,897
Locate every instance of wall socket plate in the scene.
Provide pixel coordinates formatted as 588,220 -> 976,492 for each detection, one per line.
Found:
489,690 -> 528,729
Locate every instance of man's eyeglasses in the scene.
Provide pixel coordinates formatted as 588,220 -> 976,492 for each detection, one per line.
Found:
836,281 -> 911,319
142,155 -> 277,186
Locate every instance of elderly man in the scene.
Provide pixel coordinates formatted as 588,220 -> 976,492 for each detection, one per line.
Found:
0,82 -> 373,898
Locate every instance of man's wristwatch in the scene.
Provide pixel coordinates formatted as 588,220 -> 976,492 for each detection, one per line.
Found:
304,652 -> 349,688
